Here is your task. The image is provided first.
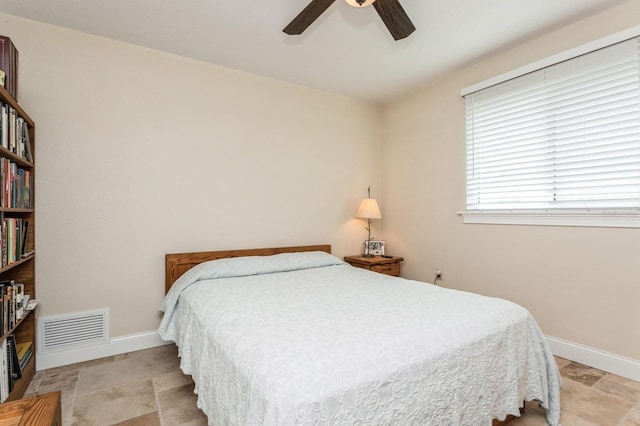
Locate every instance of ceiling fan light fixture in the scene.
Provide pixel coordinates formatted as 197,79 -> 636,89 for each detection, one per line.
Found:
344,0 -> 376,7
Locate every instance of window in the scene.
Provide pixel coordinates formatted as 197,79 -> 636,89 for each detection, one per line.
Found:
462,34 -> 640,228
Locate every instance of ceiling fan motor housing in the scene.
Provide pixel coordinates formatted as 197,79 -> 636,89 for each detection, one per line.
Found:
345,0 -> 376,7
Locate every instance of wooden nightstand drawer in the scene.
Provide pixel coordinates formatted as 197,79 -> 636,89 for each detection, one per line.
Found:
371,263 -> 400,276
343,255 -> 404,277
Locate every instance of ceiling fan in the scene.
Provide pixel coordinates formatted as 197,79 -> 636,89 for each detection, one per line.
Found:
283,0 -> 416,41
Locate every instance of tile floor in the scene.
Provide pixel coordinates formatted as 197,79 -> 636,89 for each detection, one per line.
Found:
25,345 -> 207,425
24,345 -> 640,425
510,356 -> 640,426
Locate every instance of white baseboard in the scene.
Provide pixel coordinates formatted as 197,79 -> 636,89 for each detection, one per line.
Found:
546,335 -> 640,382
35,330 -> 640,383
36,330 -> 171,371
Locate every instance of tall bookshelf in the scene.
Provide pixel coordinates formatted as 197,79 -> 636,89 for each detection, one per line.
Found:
0,83 -> 35,402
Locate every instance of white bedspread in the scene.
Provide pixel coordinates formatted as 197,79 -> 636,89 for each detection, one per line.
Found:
159,252 -> 561,425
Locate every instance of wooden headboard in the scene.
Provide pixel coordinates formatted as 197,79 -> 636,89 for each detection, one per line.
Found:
165,244 -> 331,293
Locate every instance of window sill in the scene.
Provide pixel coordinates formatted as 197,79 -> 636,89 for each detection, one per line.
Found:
459,210 -> 640,228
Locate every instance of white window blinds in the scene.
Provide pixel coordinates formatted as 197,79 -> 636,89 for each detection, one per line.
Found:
464,37 -> 640,212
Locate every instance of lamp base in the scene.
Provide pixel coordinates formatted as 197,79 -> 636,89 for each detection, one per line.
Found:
361,253 -> 375,258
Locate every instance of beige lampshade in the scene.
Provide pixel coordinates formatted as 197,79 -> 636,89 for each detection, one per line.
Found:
344,0 -> 376,7
356,198 -> 382,219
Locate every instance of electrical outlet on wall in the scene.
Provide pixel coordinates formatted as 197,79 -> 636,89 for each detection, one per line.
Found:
434,269 -> 443,285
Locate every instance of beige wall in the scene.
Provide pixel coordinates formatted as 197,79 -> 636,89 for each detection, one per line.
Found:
382,1 -> 640,360
1,14 -> 383,337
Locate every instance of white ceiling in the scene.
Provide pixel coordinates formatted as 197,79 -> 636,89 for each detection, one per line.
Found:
0,0 -> 629,103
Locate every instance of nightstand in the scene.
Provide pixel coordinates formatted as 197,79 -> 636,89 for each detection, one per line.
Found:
343,255 -> 404,277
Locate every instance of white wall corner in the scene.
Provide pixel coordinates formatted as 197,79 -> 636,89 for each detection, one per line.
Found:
546,335 -> 640,382
36,330 -> 171,371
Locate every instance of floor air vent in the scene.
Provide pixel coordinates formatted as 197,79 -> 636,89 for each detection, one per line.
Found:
39,309 -> 109,352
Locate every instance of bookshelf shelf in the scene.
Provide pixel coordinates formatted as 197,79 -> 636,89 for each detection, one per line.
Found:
0,309 -> 33,344
0,209 -> 33,214
0,255 -> 34,276
0,82 -> 35,403
0,146 -> 32,168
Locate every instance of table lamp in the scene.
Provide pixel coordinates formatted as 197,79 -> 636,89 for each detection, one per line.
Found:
356,186 -> 382,257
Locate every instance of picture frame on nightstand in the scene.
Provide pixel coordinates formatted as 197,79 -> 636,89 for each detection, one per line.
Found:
367,240 -> 385,256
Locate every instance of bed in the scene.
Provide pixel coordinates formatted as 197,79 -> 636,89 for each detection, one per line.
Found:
159,245 -> 561,425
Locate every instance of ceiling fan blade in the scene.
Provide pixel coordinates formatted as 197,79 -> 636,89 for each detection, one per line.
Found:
372,0 -> 416,40
283,0 -> 337,35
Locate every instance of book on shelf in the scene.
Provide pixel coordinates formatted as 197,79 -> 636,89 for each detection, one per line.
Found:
0,281 -> 12,333
0,36 -> 18,101
0,104 -> 7,151
15,341 -> 30,360
21,250 -> 34,259
0,334 -> 20,396
0,336 -> 23,402
1,220 -> 5,267
7,334 -> 21,382
0,337 -> 30,402
25,299 -> 37,311
19,220 -> 29,258
15,341 -> 31,361
0,281 -> 14,333
14,283 -> 23,320
0,334 -> 22,397
18,348 -> 31,372
0,281 -> 28,334
22,123 -> 32,163
0,103 -> 33,163
1,218 -> 33,267
0,339 -> 7,402
8,108 -> 15,154
6,219 -> 13,265
0,159 -> 33,209
15,341 -> 31,371
0,335 -> 24,402
0,70 -> 4,87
